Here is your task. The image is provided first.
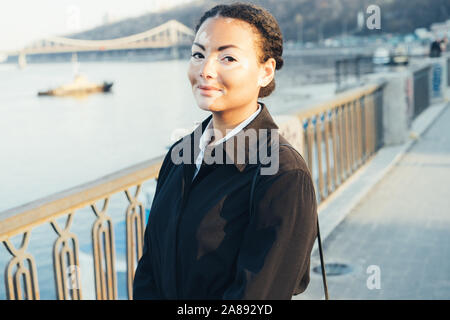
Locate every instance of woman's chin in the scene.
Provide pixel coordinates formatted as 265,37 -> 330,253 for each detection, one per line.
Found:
197,103 -> 224,112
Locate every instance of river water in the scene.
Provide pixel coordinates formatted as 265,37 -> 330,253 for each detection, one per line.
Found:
0,55 -> 337,299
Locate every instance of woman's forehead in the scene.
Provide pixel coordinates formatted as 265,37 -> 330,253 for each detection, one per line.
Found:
195,17 -> 257,51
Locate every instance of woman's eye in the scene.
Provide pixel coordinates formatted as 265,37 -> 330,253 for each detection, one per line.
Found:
223,56 -> 236,62
191,52 -> 203,59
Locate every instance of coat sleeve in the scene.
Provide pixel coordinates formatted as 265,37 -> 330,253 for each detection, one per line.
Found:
132,148 -> 173,299
222,169 -> 318,300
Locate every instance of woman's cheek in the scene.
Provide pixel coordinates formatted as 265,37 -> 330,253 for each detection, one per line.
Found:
187,62 -> 200,86
221,62 -> 240,71
220,65 -> 251,89
219,57 -> 254,87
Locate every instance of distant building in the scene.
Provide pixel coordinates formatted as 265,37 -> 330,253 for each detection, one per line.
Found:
430,19 -> 450,39
415,28 -> 432,40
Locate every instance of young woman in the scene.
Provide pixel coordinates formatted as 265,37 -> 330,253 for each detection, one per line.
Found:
133,2 -> 318,300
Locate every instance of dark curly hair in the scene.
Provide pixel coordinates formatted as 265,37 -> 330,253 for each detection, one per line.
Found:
194,2 -> 284,98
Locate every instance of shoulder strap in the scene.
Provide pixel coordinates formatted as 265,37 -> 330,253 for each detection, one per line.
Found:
248,143 -> 329,300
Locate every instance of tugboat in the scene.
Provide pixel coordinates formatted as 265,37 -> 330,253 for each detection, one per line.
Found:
38,74 -> 113,97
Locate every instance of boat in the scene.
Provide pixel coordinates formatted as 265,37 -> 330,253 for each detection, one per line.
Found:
38,74 -> 113,97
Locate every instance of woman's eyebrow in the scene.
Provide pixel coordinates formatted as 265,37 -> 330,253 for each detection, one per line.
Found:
193,42 -> 241,51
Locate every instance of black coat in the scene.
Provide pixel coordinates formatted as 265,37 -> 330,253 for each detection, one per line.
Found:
133,102 -> 318,299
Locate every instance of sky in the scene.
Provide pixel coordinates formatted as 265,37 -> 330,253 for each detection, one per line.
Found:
0,0 -> 195,52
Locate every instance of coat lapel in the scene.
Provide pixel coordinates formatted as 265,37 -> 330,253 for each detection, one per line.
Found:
181,114 -> 212,202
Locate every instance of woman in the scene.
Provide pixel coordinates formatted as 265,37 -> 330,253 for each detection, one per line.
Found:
133,2 -> 318,300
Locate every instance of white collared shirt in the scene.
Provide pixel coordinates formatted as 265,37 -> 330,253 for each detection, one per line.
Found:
193,103 -> 262,180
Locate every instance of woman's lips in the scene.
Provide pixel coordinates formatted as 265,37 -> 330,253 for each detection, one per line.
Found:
198,86 -> 222,97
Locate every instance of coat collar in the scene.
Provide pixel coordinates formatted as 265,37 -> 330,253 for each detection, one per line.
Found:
190,102 -> 279,173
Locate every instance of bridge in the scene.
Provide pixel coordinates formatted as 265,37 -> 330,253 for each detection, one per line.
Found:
3,19 -> 195,65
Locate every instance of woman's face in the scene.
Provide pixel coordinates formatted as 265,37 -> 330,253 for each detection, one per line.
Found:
187,17 -> 272,113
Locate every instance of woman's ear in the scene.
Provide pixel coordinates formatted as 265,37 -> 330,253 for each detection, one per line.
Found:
258,58 -> 276,87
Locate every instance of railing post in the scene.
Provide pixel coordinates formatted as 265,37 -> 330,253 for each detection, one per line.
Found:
338,105 -> 346,182
331,108 -> 339,189
316,114 -> 324,201
323,111 -> 332,196
380,71 -> 411,146
447,55 -> 450,89
355,56 -> 361,83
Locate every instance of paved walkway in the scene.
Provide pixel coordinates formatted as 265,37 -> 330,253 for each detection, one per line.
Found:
295,104 -> 450,300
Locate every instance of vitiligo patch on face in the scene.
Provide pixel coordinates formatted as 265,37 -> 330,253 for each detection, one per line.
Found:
190,57 -> 202,65
194,89 -> 222,110
239,56 -> 249,70
193,20 -> 251,71
197,31 -> 211,47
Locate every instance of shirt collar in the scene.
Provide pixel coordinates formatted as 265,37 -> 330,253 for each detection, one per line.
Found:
199,103 -> 262,151
190,101 -> 279,173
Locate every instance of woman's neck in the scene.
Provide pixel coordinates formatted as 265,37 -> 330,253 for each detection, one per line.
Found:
210,101 -> 260,142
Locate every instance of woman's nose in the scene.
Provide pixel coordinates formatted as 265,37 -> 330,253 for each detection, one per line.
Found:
199,57 -> 217,79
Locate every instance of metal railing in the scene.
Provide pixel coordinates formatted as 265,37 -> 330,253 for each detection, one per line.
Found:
412,65 -> 431,119
295,83 -> 384,204
0,82 -> 386,300
0,159 -> 162,300
335,55 -> 374,92
447,55 -> 450,87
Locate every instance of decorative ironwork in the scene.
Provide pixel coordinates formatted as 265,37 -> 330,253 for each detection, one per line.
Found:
51,213 -> 82,300
3,232 -> 40,300
91,198 -> 117,300
124,185 -> 146,300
